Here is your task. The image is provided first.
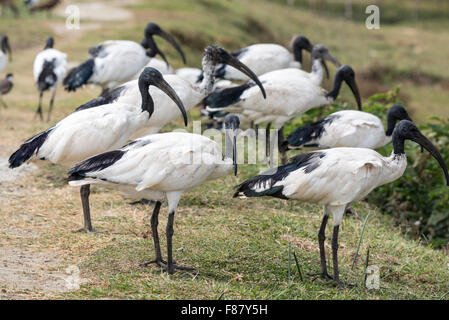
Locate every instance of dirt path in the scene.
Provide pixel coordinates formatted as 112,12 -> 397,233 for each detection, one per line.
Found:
0,0 -> 139,299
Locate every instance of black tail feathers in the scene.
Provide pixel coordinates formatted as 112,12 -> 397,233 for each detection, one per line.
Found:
9,128 -> 53,168
63,58 -> 95,92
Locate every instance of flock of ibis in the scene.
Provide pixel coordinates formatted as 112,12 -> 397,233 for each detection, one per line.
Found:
2,21 -> 449,288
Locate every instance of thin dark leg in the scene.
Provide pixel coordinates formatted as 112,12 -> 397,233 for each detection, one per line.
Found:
74,185 -> 95,233
47,90 -> 56,122
141,201 -> 166,267
35,91 -> 43,121
332,225 -> 342,287
278,126 -> 287,165
308,214 -> 333,281
265,122 -> 271,158
255,124 -> 259,140
166,210 -> 176,274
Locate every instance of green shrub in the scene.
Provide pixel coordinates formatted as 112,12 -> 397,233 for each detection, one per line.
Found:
287,87 -> 449,248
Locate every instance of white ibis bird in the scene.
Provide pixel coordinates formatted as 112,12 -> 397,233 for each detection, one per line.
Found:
33,36 -> 67,121
205,46 -> 352,165
0,73 -> 13,108
63,23 -> 185,94
214,35 -> 313,81
234,120 -> 449,288
68,114 -> 241,274
73,45 -> 266,138
0,35 -> 12,75
9,67 -> 187,233
282,104 -> 412,152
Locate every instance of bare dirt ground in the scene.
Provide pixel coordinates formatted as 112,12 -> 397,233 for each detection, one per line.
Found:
0,0 -> 138,299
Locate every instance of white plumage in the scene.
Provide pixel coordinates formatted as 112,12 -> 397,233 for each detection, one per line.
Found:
63,23 -> 185,93
33,37 -> 67,121
215,35 -> 313,81
68,114 -> 240,274
284,105 -> 412,151
0,35 -> 11,75
235,120 -> 449,287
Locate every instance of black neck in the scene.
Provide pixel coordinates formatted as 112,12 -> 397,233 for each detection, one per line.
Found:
293,48 -> 303,64
144,37 -> 158,58
392,131 -> 405,156
325,72 -> 343,101
385,115 -> 396,137
139,80 -> 154,116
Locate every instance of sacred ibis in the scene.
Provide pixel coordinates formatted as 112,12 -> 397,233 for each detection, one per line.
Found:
63,22 -> 185,94
33,37 -> 67,121
205,46 -> 352,165
0,35 -> 12,75
235,120 -> 449,288
73,45 -> 266,138
282,104 -> 412,152
68,114 -> 240,274
214,35 -> 313,81
0,73 -> 13,108
9,67 -> 187,233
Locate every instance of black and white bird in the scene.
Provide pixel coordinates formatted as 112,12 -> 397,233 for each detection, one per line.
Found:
73,45 -> 266,138
205,47 -> 352,165
0,35 -> 12,75
33,37 -> 67,121
0,73 -> 13,108
9,67 -> 187,233
283,104 -> 412,152
63,23 -> 185,94
67,114 -> 241,274
234,120 -> 449,287
214,35 -> 313,81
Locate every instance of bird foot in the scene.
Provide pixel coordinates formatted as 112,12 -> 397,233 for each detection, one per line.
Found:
325,280 -> 355,290
72,227 -> 106,234
307,272 -> 333,282
140,259 -> 197,275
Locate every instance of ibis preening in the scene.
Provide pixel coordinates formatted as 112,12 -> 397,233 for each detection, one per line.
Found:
33,37 -> 67,121
234,120 -> 449,287
74,45 -> 266,138
0,73 -> 13,108
68,114 -> 241,274
214,35 -> 313,81
0,35 -> 12,74
283,104 -> 412,152
63,23 -> 185,94
9,67 -> 187,232
205,48 -> 354,165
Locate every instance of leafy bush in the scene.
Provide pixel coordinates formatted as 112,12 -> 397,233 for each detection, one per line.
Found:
287,87 -> 449,248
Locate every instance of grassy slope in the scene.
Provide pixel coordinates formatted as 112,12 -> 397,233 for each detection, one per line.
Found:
0,0 -> 448,299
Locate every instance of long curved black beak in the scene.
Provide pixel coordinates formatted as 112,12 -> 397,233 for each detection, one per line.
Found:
155,29 -> 186,65
154,78 -> 188,126
346,77 -> 362,110
220,51 -> 266,99
411,131 -> 449,186
321,52 -> 340,79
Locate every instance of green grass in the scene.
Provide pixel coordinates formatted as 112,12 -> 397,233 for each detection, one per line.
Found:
1,0 -> 449,300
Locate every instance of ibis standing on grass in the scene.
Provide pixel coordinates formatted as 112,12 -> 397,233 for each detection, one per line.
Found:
214,35 -> 313,81
33,37 -> 67,121
0,73 -> 13,108
0,35 -> 12,75
234,120 -> 449,288
282,104 -> 412,152
63,23 -> 185,94
73,45 -> 266,138
205,46 -> 354,165
8,67 -> 188,233
67,114 -> 241,274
